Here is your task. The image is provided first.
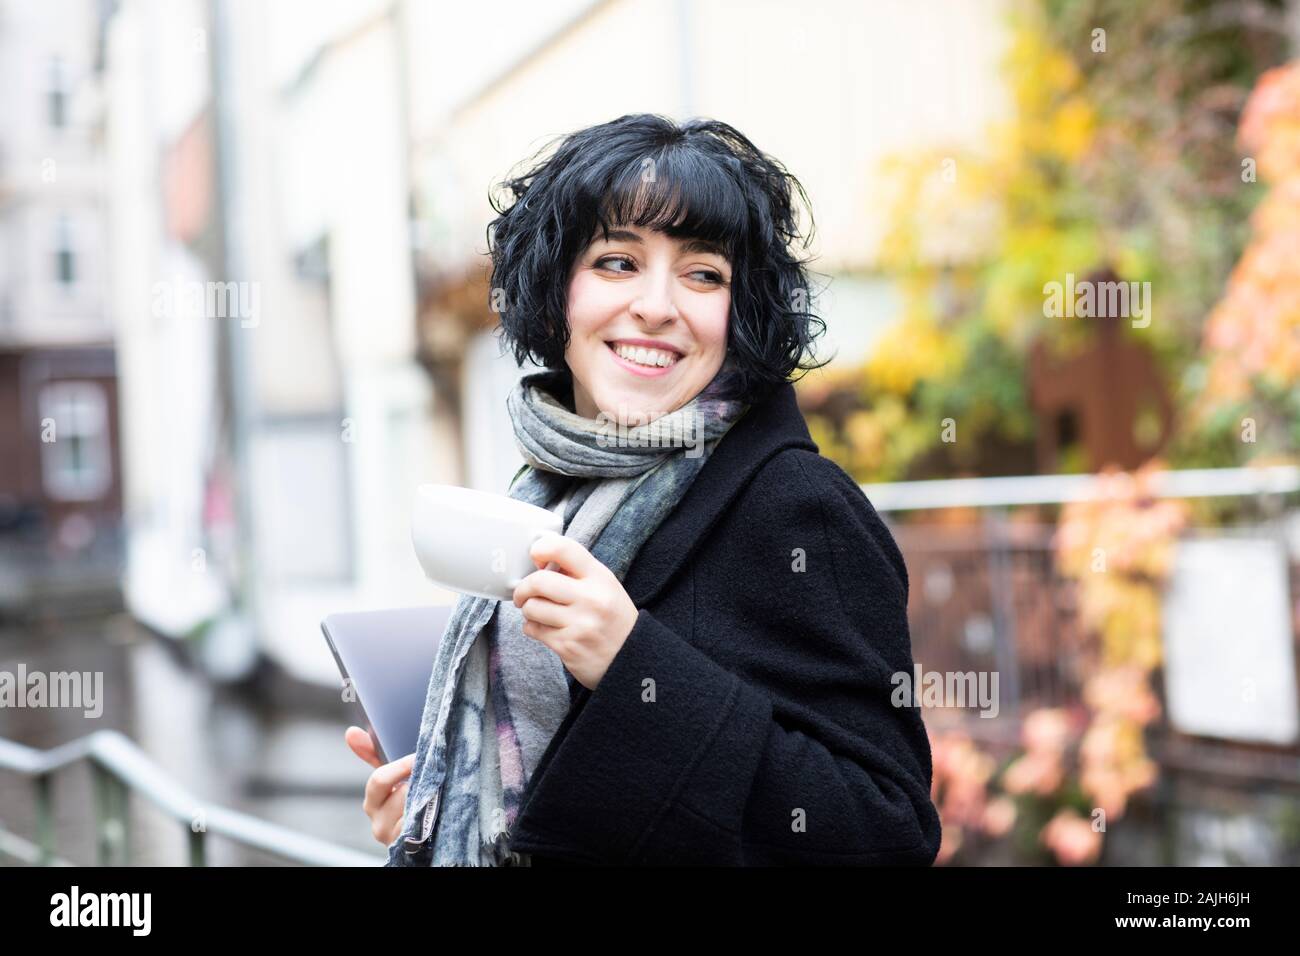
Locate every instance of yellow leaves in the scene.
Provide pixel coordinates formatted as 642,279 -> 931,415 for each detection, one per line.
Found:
1090,581 -> 1164,671
1000,13 -> 1095,163
1083,666 -> 1162,727
794,363 -> 860,405
1069,574 -> 1161,669
1005,18 -> 1083,114
865,313 -> 964,396
844,409 -> 887,473
1051,465 -> 1177,830
1055,462 -> 1189,673
842,397 -> 910,476
1113,243 -> 1154,286
1048,96 -> 1095,162
1079,669 -> 1163,822
876,148 -> 1005,273
869,14 -> 1101,383
803,413 -> 851,470
1010,90 -> 1095,163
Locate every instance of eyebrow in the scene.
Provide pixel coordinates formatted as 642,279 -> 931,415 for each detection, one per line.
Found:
594,228 -> 729,261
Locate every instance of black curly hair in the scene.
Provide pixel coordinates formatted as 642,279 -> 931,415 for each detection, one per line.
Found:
484,113 -> 831,406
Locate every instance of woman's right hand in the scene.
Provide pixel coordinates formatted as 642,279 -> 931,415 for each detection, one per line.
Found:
345,726 -> 415,847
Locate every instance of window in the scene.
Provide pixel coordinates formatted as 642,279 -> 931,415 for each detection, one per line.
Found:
47,56 -> 69,129
54,215 -> 76,286
39,381 -> 111,501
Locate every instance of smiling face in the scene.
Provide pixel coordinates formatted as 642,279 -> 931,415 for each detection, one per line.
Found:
563,224 -> 731,424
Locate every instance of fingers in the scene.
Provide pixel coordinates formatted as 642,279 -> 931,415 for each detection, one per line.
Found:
345,726 -> 381,768
371,781 -> 410,846
517,594 -> 567,628
513,568 -> 580,609
360,751 -> 415,847
522,618 -> 563,644
529,532 -> 600,579
363,753 -> 415,819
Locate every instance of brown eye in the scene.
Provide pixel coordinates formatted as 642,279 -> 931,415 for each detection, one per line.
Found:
595,255 -> 635,273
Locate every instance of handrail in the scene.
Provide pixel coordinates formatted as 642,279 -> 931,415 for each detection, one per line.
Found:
0,730 -> 382,866
860,464 -> 1300,727
860,464 -> 1300,512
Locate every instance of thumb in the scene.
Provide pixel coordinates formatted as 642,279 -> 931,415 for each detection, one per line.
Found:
345,726 -> 382,769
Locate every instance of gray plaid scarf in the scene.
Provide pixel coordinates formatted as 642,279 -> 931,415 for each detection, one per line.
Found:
386,364 -> 748,866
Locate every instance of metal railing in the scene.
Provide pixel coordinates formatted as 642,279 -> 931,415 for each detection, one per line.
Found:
860,464 -> 1300,783
0,730 -> 382,866
860,464 -> 1300,512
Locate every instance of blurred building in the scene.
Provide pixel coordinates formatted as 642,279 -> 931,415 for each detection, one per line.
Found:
103,0 -> 444,687
0,0 -> 122,616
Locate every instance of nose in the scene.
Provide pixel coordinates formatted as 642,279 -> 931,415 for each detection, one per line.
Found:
628,266 -> 679,328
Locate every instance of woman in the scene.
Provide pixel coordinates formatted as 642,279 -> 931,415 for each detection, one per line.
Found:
347,113 -> 941,866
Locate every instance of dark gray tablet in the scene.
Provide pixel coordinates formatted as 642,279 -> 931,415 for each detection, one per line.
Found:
320,605 -> 453,764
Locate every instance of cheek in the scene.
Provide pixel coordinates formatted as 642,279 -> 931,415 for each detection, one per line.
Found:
566,273 -> 623,336
699,300 -> 730,353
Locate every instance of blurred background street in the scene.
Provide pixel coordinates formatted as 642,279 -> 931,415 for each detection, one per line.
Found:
1,613 -> 379,864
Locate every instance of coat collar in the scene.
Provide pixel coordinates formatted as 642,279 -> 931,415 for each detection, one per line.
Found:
622,380 -> 818,608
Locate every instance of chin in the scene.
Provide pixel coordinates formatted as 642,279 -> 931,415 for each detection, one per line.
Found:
596,385 -> 652,412
596,385 -> 674,419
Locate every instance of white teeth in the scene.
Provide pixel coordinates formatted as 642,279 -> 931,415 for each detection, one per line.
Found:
613,343 -> 678,368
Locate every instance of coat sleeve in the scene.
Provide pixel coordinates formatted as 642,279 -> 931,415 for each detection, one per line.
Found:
509,449 -> 941,865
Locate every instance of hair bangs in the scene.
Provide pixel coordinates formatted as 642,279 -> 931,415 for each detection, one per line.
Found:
591,150 -> 749,260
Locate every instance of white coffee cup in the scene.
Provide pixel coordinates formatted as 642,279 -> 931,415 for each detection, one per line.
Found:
411,483 -> 564,601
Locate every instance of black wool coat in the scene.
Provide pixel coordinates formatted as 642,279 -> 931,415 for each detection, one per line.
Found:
508,379 -> 942,866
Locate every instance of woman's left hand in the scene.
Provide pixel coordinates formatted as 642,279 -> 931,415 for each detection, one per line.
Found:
512,532 -> 639,691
